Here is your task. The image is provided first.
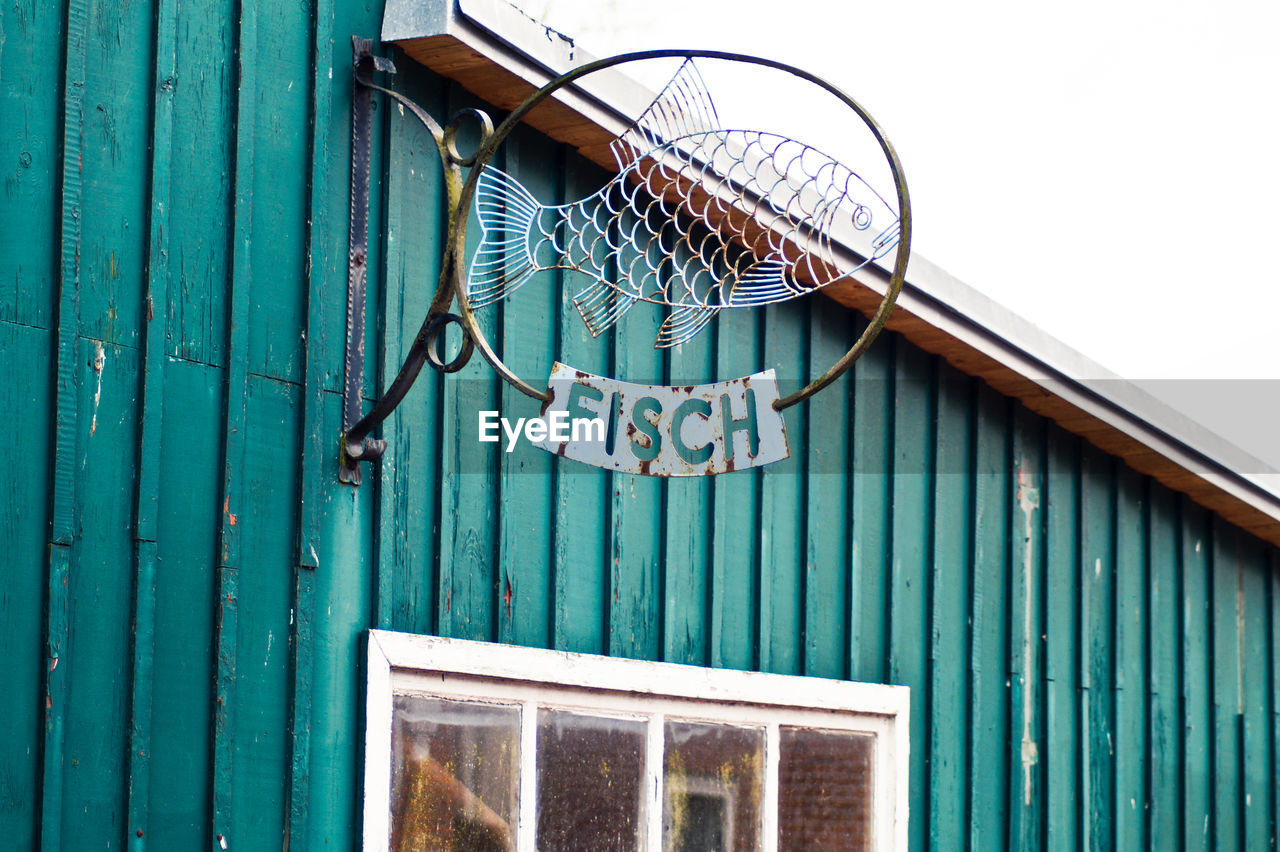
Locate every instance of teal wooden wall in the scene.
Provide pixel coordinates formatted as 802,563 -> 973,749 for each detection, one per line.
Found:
2,0 -> 1279,849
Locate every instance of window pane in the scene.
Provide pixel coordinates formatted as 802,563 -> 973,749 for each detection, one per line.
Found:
663,721 -> 764,852
778,726 -> 875,852
391,695 -> 519,852
536,710 -> 647,852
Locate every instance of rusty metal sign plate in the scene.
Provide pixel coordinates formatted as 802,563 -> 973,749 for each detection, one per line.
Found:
532,362 -> 789,476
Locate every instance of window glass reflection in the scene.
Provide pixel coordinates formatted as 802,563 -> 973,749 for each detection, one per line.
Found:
536,710 -> 647,852
777,726 -> 875,852
663,721 -> 764,852
391,695 -> 519,852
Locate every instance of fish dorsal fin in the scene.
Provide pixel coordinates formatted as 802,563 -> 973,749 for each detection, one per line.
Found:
610,59 -> 721,173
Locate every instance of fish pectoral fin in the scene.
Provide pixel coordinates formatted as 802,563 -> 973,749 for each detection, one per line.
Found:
728,257 -> 801,305
573,278 -> 638,338
655,304 -> 719,349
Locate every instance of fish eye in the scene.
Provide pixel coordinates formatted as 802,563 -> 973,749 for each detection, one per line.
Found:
851,205 -> 872,230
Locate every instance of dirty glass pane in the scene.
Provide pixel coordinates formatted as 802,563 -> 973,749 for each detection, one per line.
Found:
390,695 -> 519,852
663,721 -> 764,852
777,726 -> 875,852
536,710 -> 647,852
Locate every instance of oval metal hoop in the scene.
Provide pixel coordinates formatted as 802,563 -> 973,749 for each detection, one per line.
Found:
447,49 -> 912,409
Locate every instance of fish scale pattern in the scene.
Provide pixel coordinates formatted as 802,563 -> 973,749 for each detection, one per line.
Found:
466,60 -> 901,348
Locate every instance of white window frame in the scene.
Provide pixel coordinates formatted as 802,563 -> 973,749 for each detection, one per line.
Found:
364,630 -> 910,852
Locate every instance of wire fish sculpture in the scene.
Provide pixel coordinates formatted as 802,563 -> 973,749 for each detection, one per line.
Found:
467,60 -> 901,348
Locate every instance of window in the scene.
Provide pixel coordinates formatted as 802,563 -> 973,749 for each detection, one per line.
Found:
364,631 -> 909,852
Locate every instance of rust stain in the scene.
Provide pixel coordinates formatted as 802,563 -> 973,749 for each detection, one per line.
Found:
223,495 -> 237,526
503,574 -> 513,619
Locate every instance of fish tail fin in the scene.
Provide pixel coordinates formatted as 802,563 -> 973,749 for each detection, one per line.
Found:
572,277 -> 639,338
468,166 -> 545,309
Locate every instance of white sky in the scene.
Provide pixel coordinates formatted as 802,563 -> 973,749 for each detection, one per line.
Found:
514,0 -> 1280,475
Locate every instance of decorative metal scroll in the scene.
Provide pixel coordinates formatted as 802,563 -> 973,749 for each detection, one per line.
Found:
339,39 -> 911,484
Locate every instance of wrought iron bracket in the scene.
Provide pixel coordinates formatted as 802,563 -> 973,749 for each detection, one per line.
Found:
338,40 -> 910,483
339,36 -> 486,484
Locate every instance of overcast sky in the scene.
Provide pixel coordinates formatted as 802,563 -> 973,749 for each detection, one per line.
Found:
514,0 -> 1280,477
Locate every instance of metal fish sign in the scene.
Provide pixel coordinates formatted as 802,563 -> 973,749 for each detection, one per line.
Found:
466,60 -> 902,348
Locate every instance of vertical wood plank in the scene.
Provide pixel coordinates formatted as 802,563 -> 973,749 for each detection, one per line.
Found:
243,0 -> 316,387
40,0 -> 88,842
0,2 -> 64,842
164,0 -> 236,367
436,85 -> 501,644
550,153 -> 613,655
1146,483 -> 1183,852
0,0 -> 63,329
125,0 -> 180,838
211,0 -> 259,840
1239,539 -> 1272,852
1211,518 -> 1243,852
661,230 -> 717,667
73,0 -> 152,354
758,302 -> 808,675
307,390 -> 376,847
709,309 -> 762,671
890,345 -> 935,852
928,364 -> 973,852
607,204 -> 663,662
1079,446 -> 1116,852
1271,549 -> 1279,852
803,302 -> 853,680
287,0 -> 340,845
147,362 -> 221,848
1044,425 -> 1081,852
1113,466 -> 1148,851
849,321 -> 892,684
375,69 -> 448,634
969,383 -> 1010,852
0,324 -> 52,848
1008,404 -> 1046,852
1181,499 -> 1213,852
496,131 -> 557,651
61,342 -> 140,847
227,378 -> 302,847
